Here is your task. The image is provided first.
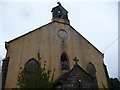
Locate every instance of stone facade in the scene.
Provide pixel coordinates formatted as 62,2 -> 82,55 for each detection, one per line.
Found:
3,3 -> 108,88
54,64 -> 98,89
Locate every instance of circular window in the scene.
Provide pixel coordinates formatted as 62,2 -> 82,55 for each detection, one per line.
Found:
58,29 -> 68,40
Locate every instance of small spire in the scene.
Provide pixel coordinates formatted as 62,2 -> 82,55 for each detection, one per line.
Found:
57,2 -> 61,6
73,57 -> 79,65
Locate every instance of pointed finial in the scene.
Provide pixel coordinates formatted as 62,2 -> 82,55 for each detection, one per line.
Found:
57,2 -> 61,6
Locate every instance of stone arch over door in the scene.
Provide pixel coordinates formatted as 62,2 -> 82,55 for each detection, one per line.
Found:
60,53 -> 69,70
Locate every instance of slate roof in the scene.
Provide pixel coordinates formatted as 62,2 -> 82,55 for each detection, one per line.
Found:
54,64 -> 93,83
53,64 -> 97,88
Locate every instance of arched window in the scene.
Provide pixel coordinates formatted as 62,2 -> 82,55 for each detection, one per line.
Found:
18,58 -> 52,88
86,63 -> 96,78
24,59 -> 39,86
60,53 -> 69,70
25,59 -> 39,73
86,63 -> 98,88
58,10 -> 62,18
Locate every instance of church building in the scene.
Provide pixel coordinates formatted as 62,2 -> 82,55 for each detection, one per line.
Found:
2,3 -> 109,88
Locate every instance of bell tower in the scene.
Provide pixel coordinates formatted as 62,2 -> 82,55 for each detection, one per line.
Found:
51,2 -> 70,24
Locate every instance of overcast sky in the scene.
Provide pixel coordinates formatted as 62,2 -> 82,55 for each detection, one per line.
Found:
0,0 -> 119,79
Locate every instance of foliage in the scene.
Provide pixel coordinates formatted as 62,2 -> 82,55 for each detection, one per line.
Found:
17,63 -> 53,88
108,78 -> 120,89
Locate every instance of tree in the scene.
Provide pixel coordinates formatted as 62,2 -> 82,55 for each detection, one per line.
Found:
17,62 -> 52,88
108,78 -> 120,89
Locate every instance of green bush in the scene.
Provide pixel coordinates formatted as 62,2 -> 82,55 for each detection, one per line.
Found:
17,63 -> 52,88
